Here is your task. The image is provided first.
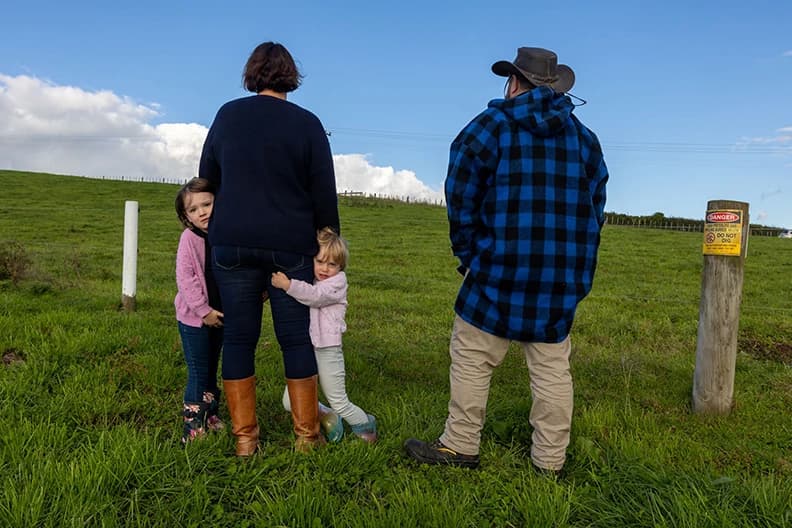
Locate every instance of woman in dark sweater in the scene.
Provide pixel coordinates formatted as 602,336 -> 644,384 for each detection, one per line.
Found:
199,41 -> 339,455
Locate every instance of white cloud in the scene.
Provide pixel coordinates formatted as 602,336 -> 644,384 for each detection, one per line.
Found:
0,73 -> 442,202
0,73 -> 200,182
333,153 -> 443,203
737,126 -> 792,147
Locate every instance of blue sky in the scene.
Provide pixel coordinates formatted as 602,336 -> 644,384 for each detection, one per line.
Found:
2,1 -> 791,227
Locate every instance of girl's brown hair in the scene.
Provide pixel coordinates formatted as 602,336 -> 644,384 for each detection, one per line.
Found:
243,42 -> 302,94
175,178 -> 216,229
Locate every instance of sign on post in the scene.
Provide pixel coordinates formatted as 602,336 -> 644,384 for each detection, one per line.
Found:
692,200 -> 749,415
702,209 -> 744,256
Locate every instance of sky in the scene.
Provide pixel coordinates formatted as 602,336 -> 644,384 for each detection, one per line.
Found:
1,1 -> 791,227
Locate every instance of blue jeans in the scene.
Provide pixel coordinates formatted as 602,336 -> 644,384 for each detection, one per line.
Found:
212,246 -> 316,380
178,321 -> 223,403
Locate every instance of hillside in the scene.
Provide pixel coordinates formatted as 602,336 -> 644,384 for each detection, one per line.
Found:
1,169 -> 790,526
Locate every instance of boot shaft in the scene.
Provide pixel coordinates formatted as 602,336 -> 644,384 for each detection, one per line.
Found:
181,401 -> 208,444
286,375 -> 325,452
223,376 -> 259,456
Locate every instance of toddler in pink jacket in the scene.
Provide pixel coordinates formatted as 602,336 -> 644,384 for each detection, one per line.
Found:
272,227 -> 377,443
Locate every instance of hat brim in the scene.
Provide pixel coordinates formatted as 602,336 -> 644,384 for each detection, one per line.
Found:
491,60 -> 575,94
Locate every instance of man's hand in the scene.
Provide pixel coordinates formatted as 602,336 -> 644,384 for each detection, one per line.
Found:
271,271 -> 291,291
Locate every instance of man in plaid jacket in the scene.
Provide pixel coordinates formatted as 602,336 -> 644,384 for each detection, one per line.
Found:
406,47 -> 608,474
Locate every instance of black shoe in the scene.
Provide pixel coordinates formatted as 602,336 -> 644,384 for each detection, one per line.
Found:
532,463 -> 563,479
404,438 -> 480,469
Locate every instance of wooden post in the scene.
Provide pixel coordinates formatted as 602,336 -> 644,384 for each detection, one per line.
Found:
121,201 -> 138,312
692,200 -> 749,415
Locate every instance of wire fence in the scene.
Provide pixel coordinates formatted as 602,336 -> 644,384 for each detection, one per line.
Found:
88,174 -> 189,185
604,214 -> 784,238
337,190 -> 444,207
31,175 -> 449,206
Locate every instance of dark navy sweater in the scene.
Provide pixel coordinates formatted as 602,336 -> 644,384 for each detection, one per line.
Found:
199,95 -> 339,257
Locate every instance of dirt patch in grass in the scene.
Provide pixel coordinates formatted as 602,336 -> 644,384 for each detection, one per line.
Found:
2,348 -> 25,366
740,338 -> 792,365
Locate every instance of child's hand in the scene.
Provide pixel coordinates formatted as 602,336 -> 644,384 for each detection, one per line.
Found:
271,271 -> 291,291
202,309 -> 224,328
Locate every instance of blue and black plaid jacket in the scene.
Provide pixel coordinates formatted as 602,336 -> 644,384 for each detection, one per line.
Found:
445,86 -> 608,342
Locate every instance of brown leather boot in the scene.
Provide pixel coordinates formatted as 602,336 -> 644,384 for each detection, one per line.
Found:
223,376 -> 259,456
286,375 -> 326,452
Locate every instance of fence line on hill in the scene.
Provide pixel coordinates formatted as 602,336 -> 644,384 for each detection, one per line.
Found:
337,190 -> 445,207
88,174 -> 188,186
3,173 -> 785,230
63,176 -> 448,207
604,214 -> 782,238
16,173 -> 788,227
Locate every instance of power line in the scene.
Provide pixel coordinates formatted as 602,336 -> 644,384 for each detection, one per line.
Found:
322,128 -> 792,155
603,142 -> 792,154
1,129 -> 791,155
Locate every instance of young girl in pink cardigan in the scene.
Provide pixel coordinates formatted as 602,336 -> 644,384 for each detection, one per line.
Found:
272,227 -> 377,443
174,178 -> 225,444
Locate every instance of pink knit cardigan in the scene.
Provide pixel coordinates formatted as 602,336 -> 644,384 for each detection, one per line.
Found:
174,229 -> 213,327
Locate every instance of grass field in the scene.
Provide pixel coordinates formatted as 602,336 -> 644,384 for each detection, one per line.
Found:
1,169 -> 790,527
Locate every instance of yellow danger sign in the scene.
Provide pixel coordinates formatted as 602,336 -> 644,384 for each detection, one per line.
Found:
702,209 -> 743,256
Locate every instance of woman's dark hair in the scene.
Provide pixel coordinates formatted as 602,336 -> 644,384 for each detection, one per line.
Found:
243,42 -> 302,94
175,177 -> 216,229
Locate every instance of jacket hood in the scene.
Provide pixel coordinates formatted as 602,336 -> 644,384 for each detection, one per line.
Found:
488,86 -> 573,137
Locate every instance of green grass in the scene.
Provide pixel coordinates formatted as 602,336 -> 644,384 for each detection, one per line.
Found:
1,169 -> 791,527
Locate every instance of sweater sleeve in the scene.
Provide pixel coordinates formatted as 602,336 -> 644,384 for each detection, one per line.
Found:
198,117 -> 221,186
175,231 -> 213,319
306,116 -> 340,234
286,274 -> 347,308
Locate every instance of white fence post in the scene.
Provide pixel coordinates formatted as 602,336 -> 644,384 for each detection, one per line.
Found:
121,201 -> 138,312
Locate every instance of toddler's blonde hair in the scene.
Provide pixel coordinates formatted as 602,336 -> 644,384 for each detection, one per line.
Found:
317,227 -> 348,270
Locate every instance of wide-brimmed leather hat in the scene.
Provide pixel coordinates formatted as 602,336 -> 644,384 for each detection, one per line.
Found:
492,47 -> 575,94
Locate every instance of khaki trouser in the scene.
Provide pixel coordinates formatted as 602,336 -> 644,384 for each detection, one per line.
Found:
439,316 -> 573,471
